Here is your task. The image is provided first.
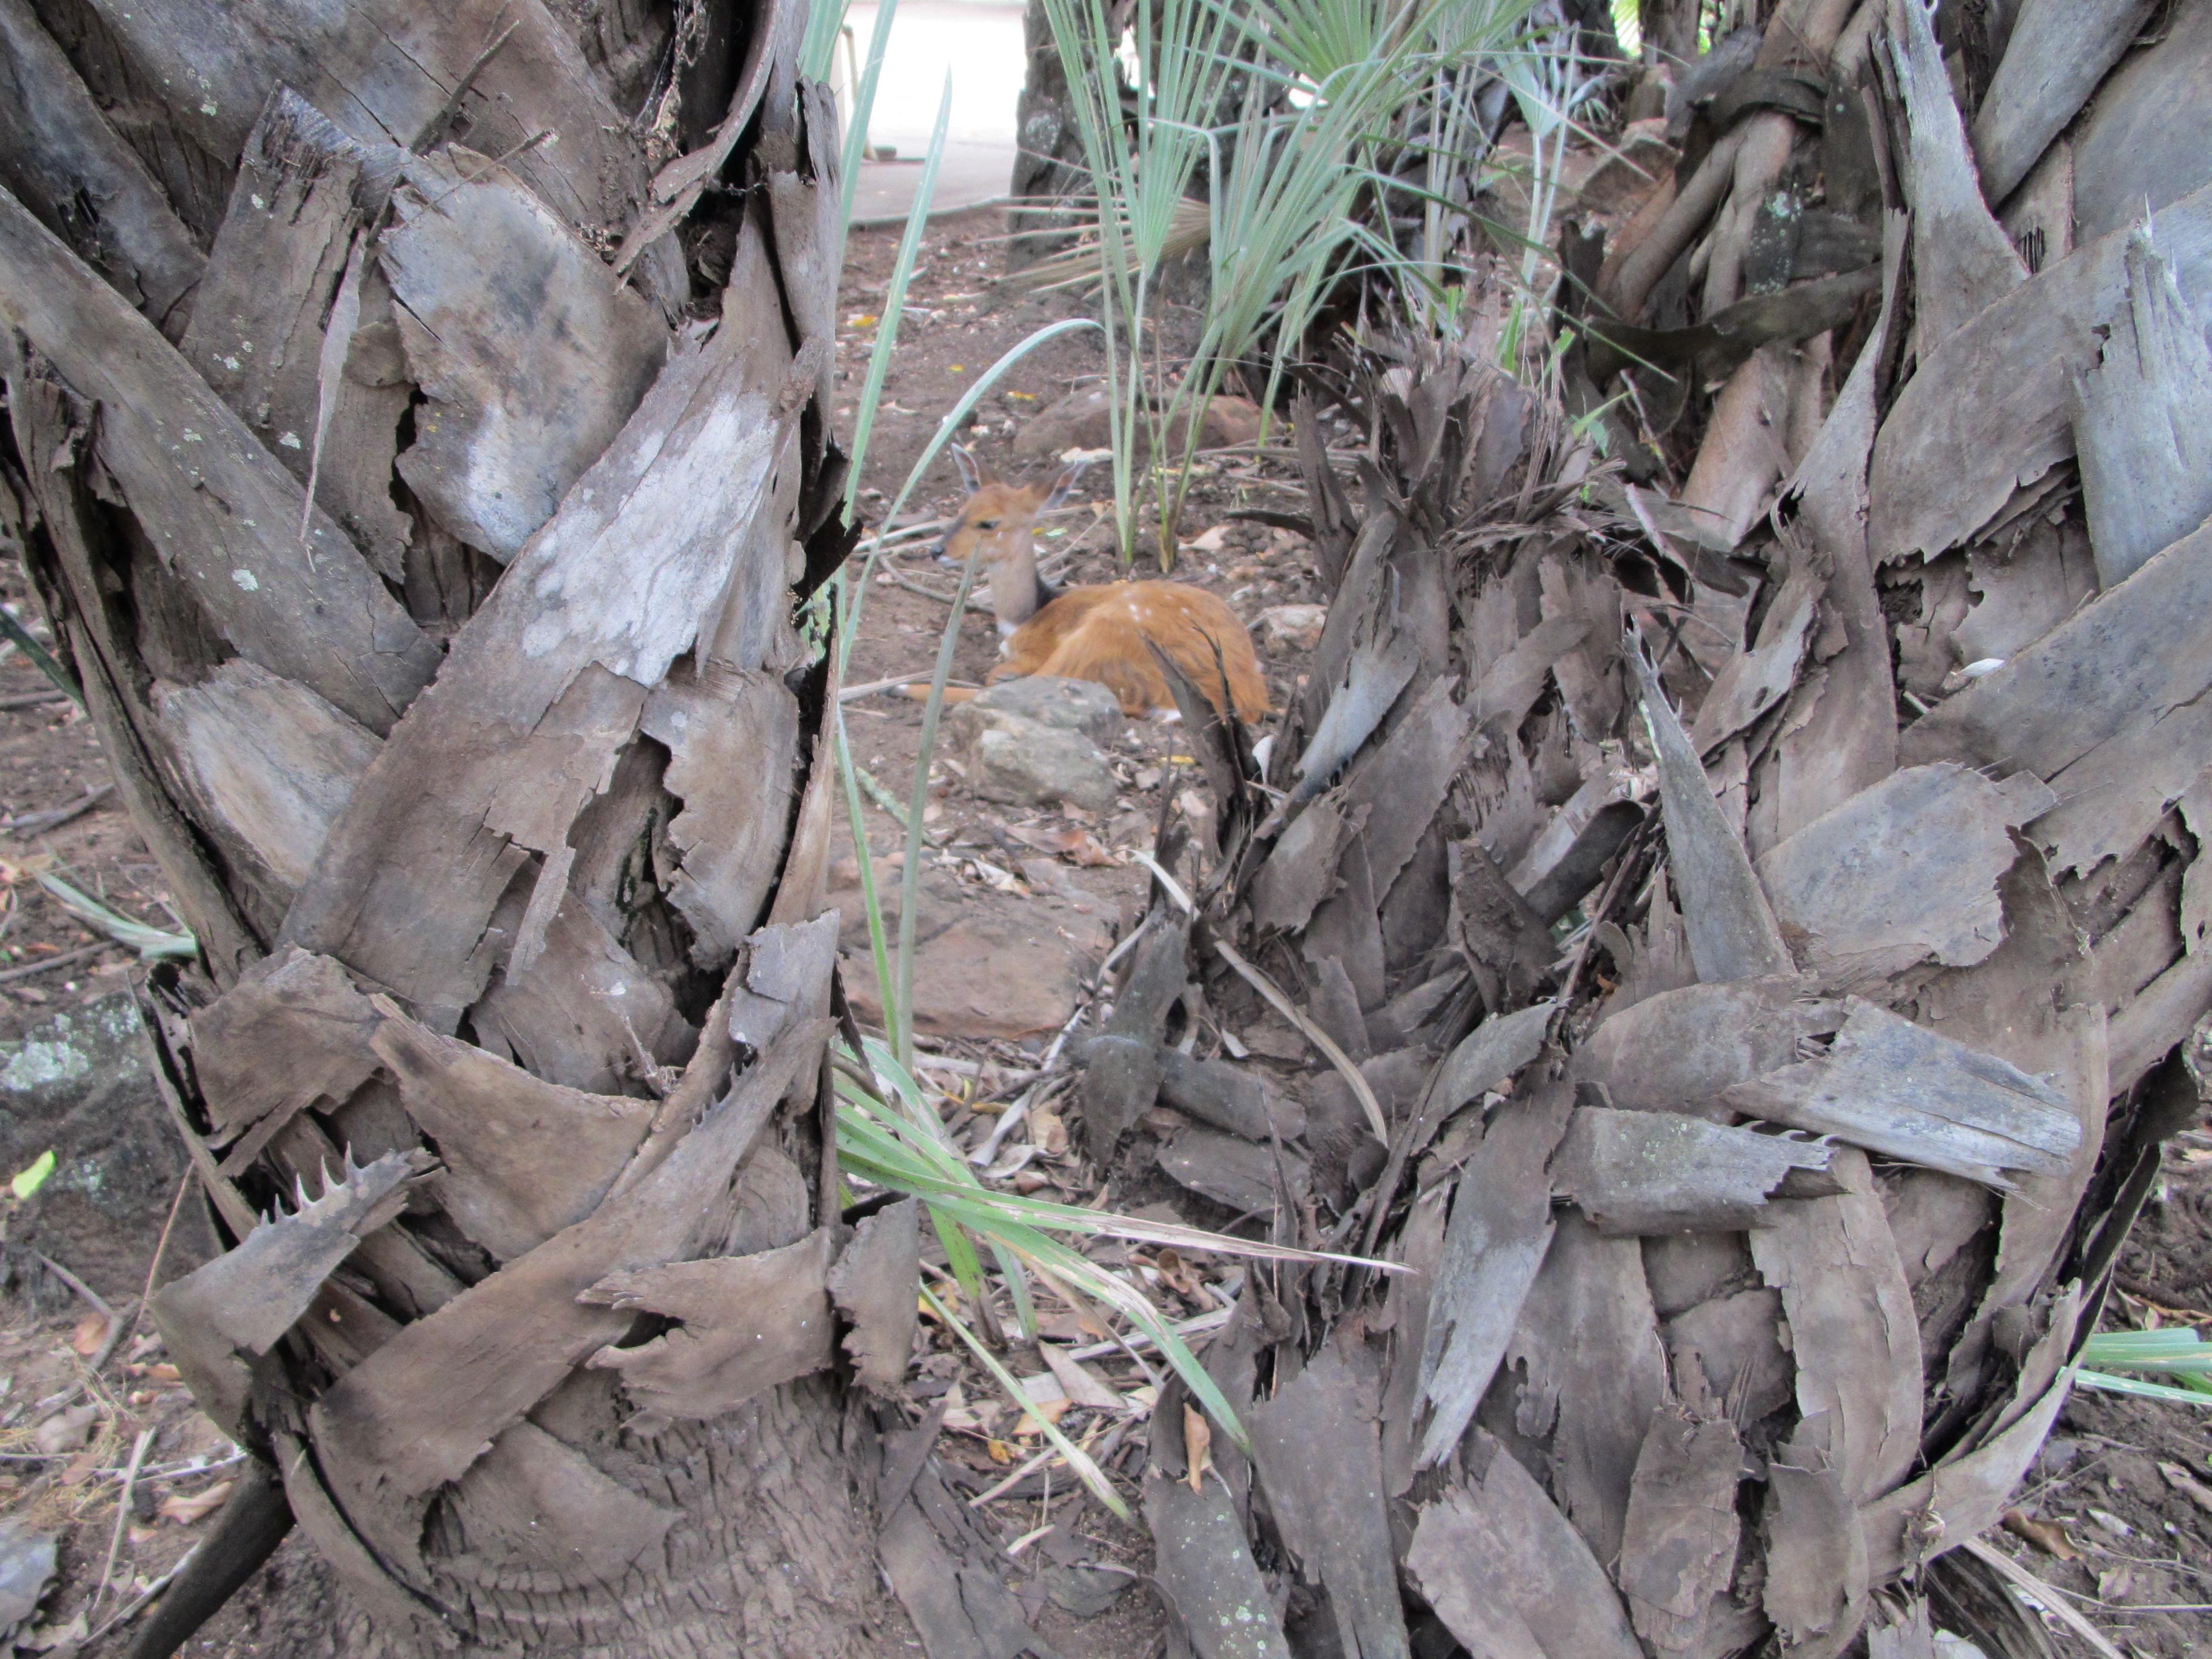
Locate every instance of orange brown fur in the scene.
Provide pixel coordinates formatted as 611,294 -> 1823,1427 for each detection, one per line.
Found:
908,456 -> 1271,724
992,581 -> 1269,722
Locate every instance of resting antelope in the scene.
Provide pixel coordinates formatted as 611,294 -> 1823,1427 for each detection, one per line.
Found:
913,449 -> 1270,725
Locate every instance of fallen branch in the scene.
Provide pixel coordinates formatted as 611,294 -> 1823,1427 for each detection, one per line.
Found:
0,941 -> 112,985
3,782 -> 114,834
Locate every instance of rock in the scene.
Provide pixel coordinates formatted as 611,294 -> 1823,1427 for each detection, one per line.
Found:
0,1519 -> 56,1645
959,676 -> 1123,748
1,992 -> 213,1298
1013,386 -> 1265,461
1256,603 -> 1327,652
950,709 -> 1118,813
842,914 -> 1085,1039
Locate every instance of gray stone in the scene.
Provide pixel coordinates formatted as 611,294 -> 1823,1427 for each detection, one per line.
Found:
1256,603 -> 1327,653
962,675 -> 1123,746
950,708 -> 1119,813
1,992 -> 212,1298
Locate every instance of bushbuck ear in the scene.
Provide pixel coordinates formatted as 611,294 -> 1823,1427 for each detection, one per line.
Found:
949,443 -> 986,496
1041,460 -> 1088,511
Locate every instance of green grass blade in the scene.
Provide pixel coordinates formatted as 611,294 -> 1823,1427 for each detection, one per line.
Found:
843,75 -> 951,514
2074,1369 -> 2212,1407
833,708 -> 900,1041
838,0 -> 903,232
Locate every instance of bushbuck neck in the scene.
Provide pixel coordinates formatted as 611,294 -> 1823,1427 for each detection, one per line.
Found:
940,479 -> 1057,633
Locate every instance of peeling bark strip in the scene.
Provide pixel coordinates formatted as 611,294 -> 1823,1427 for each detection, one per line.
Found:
1722,999 -> 2081,1185
2069,224 -> 2212,589
1754,762 -> 2047,990
1407,1432 -> 1643,1659
0,0 -> 203,328
1868,179 -> 2212,563
1748,1147 -> 1922,1504
152,1149 -> 436,1434
383,147 -> 670,561
74,0 -> 660,262
1552,1106 -> 1840,1235
586,1229 -> 839,1430
0,183 -> 441,734
1900,511 -> 2212,879
281,226 -> 808,1025
1617,1406 -> 1744,1659
307,1015 -> 826,1570
1631,645 -> 1794,984
180,89 -> 412,581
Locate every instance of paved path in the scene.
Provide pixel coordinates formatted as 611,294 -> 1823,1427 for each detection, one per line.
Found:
838,0 -> 1027,224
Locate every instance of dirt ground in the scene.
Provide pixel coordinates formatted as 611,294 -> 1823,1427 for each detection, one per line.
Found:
2,208 -> 2209,1657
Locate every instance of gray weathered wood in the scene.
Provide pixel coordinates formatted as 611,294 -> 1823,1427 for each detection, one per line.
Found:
641,665 -> 802,962
0,181 -> 441,734
1575,977 -> 1842,1121
1246,1346 -> 1410,1659
1886,0 -> 2026,358
1900,511 -> 2212,879
1631,645 -> 1795,983
1867,179 -> 2212,565
281,224 -> 800,1030
2070,226 -> 2212,588
180,89 -> 414,580
1754,763 -> 2044,991
1503,1211 -> 1669,1564
306,1016 -> 823,1574
1552,1107 -> 1840,1235
370,1009 -> 654,1261
1748,1146 -> 1922,1503
1970,0 -> 2156,206
1145,1469 -> 1293,1659
2069,0 -> 2212,244
152,1149 -> 434,1434
1760,213 -> 1906,850
1617,1406 -> 1744,1658
384,148 -> 669,562
1415,1082 -> 1572,1468
1407,1433 -> 1645,1659
153,660 -> 382,898
582,1230 -> 838,1430
1721,999 -> 2082,1185
73,0 -> 657,266
0,0 -> 203,329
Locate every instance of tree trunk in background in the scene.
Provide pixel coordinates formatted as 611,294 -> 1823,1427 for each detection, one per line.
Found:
0,1 -> 891,1652
1640,0 -> 1705,65
1007,0 -> 1114,269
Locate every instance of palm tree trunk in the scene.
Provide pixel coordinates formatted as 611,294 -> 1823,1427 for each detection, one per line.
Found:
0,1 -> 888,1651
1093,0 -> 2212,1652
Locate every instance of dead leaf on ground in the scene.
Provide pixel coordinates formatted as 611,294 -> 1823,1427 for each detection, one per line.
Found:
2001,1508 -> 2080,1560
1009,822 -> 1118,866
159,1480 -> 236,1525
69,1310 -> 112,1357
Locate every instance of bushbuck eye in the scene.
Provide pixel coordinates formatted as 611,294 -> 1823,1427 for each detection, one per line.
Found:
976,518 -> 1000,530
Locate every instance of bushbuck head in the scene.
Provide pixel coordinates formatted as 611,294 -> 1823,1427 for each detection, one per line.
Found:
937,445 -> 1082,628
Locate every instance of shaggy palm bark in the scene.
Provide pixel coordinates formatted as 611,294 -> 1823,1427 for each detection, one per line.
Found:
0,1 -> 894,1654
1089,0 -> 2212,1653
